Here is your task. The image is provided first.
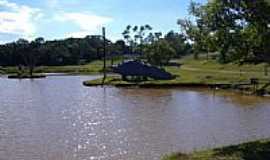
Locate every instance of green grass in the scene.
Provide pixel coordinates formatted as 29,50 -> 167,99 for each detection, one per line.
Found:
181,57 -> 268,72
162,139 -> 270,160
1,59 -> 122,75
84,56 -> 270,87
176,56 -> 270,83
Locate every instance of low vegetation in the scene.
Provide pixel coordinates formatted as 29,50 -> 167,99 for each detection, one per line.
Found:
162,139 -> 270,160
1,59 -> 122,75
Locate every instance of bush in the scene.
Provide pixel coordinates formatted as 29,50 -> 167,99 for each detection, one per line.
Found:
144,40 -> 176,66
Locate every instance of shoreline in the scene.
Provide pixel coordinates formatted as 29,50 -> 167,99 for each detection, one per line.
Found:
83,80 -> 211,88
7,74 -> 47,79
162,139 -> 270,160
82,76 -> 270,96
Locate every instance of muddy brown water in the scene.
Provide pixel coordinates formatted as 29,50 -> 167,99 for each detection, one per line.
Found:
1,76 -> 270,160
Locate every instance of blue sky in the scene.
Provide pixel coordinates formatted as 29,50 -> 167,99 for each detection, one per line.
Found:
0,0 -> 206,43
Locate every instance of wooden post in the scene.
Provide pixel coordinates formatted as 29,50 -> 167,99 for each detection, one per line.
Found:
102,27 -> 107,85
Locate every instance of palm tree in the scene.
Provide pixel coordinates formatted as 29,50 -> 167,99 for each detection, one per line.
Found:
122,25 -> 132,54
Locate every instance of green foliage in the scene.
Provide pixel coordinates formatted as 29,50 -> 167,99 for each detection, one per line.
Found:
121,25 -> 190,65
144,40 -> 176,66
164,31 -> 192,57
0,35 -> 124,67
122,24 -> 152,53
178,0 -> 270,63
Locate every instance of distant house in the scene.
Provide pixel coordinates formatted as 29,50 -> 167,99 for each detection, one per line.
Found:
112,60 -> 174,80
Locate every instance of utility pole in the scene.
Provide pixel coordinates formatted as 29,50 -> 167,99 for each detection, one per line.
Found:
102,27 -> 107,84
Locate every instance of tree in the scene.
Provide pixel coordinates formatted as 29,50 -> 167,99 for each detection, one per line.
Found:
178,18 -> 209,59
164,31 -> 192,57
144,39 -> 176,66
122,24 -> 152,54
178,0 -> 270,63
114,40 -> 126,53
16,39 -> 30,74
29,37 -> 45,76
14,37 -> 45,76
134,25 -> 152,52
122,25 -> 132,53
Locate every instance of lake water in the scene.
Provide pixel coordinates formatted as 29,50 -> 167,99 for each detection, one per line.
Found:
1,75 -> 270,160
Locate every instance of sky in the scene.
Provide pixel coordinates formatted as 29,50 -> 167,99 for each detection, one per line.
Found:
0,0 -> 207,43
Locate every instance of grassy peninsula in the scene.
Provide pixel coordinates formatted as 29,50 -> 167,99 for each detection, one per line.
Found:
83,56 -> 270,93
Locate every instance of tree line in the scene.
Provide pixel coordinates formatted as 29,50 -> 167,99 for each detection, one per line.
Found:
121,25 -> 192,66
0,27 -> 191,68
0,35 -> 119,67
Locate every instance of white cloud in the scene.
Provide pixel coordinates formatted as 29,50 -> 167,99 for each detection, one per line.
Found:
66,31 -> 91,38
0,0 -> 43,40
0,0 -> 113,42
47,0 -> 59,8
57,12 -> 113,38
46,0 -> 81,9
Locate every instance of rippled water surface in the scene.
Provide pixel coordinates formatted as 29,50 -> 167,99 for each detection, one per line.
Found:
1,75 -> 270,160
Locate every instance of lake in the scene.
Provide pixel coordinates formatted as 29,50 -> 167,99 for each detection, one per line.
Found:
1,75 -> 270,160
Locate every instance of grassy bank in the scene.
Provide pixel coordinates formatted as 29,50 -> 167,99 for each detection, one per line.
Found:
83,56 -> 270,92
162,139 -> 270,160
1,59 -> 121,75
83,75 -> 213,88
7,74 -> 46,79
3,56 -> 270,82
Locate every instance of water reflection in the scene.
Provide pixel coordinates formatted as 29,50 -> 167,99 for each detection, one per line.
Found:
0,76 -> 270,160
213,90 -> 270,107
